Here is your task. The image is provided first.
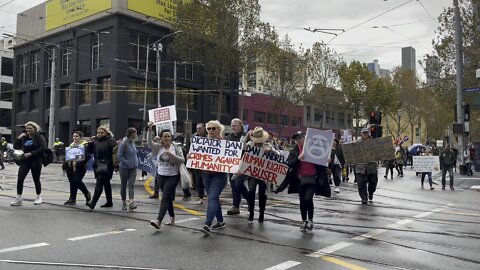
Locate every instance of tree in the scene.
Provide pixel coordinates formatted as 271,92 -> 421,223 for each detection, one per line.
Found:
338,61 -> 374,136
305,42 -> 342,129
171,0 -> 266,120
257,35 -> 308,136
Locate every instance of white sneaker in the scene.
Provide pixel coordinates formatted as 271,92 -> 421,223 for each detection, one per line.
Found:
34,196 -> 43,205
334,187 -> 340,193
10,197 -> 22,206
196,199 -> 204,205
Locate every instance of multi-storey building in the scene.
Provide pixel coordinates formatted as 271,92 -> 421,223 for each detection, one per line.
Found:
402,46 -> 416,73
13,0 -> 238,142
0,37 -> 14,142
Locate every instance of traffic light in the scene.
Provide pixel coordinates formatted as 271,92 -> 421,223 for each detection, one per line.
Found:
370,125 -> 383,138
369,112 -> 376,125
375,111 -> 382,125
369,111 -> 382,125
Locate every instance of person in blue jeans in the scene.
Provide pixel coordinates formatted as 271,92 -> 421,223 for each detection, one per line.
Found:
194,120 -> 228,234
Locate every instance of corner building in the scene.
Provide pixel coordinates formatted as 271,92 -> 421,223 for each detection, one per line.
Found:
13,0 -> 239,142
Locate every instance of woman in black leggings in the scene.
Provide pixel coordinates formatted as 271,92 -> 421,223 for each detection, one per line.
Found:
63,131 -> 91,205
10,121 -> 46,206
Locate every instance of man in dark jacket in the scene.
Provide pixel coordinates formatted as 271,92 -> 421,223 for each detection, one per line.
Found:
225,118 -> 247,215
354,128 -> 378,204
440,143 -> 456,190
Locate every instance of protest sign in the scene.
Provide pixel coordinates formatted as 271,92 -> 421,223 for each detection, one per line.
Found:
148,105 -> 177,125
136,146 -> 157,176
238,144 -> 290,185
342,137 -> 395,165
156,121 -> 175,135
186,136 -> 242,173
412,156 -> 440,172
340,129 -> 353,143
65,147 -> 85,161
302,128 -> 334,166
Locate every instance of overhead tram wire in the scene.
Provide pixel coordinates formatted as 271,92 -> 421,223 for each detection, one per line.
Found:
416,0 -> 436,21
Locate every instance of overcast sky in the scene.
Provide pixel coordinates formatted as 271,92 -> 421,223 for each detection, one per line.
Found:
260,0 -> 454,78
1,0 -> 453,78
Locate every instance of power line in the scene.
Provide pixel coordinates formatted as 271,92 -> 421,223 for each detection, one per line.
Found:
416,0 -> 436,21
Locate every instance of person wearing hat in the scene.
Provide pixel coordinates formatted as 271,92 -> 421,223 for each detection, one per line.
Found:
241,126 -> 276,223
10,121 -> 47,206
354,127 -> 379,204
275,131 -> 328,232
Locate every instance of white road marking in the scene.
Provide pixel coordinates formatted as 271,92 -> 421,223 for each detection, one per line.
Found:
306,242 -> 353,258
447,203 -> 455,206
0,259 -> 168,269
174,217 -> 201,224
0,243 -> 50,253
414,212 -> 434,218
352,229 -> 387,240
432,208 -> 442,212
470,185 -> 480,190
264,261 -> 302,270
395,219 -> 412,225
459,178 -> 480,180
67,229 -> 136,241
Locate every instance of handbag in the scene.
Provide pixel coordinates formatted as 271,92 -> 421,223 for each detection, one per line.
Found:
315,174 -> 331,197
179,163 -> 192,189
12,149 -> 25,166
96,161 -> 109,175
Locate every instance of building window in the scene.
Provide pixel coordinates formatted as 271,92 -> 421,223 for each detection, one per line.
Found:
291,116 -> 301,127
338,112 -> 345,125
180,63 -> 194,80
247,72 -> 256,88
129,31 -> 156,71
1,82 -> 13,101
306,106 -> 311,121
210,93 -> 227,113
281,115 -> 289,126
242,109 -> 248,121
314,108 -> 322,123
1,57 -> 13,76
17,92 -> 27,112
348,114 -> 353,127
92,33 -> 103,70
177,89 -> 198,111
29,90 -> 39,111
31,51 -> 40,82
128,78 -> 155,104
267,113 -> 277,125
326,110 -> 331,124
61,42 -> 72,76
97,119 -> 110,130
77,120 -> 91,137
18,55 -> 27,85
253,111 -> 265,123
59,84 -> 71,107
98,77 -> 111,102
79,80 -> 92,104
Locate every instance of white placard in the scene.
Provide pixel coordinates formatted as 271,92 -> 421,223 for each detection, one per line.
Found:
238,144 -> 289,185
148,105 -> 177,125
302,128 -> 334,166
186,136 -> 243,173
412,156 -> 441,172
156,122 -> 175,135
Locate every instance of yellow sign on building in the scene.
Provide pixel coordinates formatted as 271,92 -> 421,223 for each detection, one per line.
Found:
46,0 -> 112,31
128,0 -> 181,25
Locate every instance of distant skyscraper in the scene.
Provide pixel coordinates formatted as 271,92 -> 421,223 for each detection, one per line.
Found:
367,59 -> 390,79
402,46 -> 416,72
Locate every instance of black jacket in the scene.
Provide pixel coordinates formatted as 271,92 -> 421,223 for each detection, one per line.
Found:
14,133 -> 46,160
329,146 -> 346,168
225,131 -> 246,142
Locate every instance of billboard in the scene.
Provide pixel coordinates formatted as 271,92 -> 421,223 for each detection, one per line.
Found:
128,0 -> 182,25
46,0 -> 112,31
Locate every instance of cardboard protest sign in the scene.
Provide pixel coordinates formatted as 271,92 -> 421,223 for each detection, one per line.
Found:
156,121 -> 175,135
148,105 -> 177,125
341,129 -> 353,143
412,156 -> 441,172
65,147 -> 85,161
136,146 -> 157,176
238,144 -> 290,185
302,128 -> 334,166
342,137 -> 395,165
186,136 -> 242,173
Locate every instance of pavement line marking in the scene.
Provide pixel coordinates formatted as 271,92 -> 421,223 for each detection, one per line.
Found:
387,223 -> 401,229
306,242 -> 353,258
351,229 -> 387,240
414,212 -> 434,218
0,243 -> 50,253
321,256 -> 369,270
174,217 -> 201,224
432,208 -> 442,212
395,219 -> 412,225
0,259 -> 169,270
264,260 -> 302,270
67,229 -> 136,241
459,177 -> 480,180
447,203 -> 455,206
144,176 -> 205,217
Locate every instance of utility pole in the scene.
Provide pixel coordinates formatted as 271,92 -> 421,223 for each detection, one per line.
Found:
454,0 -> 465,166
48,48 -> 56,149
142,44 -> 150,139
156,42 -> 162,108
173,60 -> 177,134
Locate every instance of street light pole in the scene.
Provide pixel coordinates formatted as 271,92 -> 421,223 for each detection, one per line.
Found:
48,48 -> 56,148
173,61 -> 177,133
156,43 -> 162,107
142,43 -> 150,139
454,0 -> 465,166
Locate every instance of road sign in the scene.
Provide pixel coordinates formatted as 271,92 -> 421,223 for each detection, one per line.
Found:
464,87 -> 480,92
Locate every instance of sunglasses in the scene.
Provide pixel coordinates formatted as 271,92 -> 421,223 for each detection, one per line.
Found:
206,127 -> 217,131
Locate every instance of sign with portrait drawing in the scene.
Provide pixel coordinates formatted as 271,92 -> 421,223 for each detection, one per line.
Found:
302,128 -> 334,166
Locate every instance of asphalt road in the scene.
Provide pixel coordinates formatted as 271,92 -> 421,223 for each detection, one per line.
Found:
0,163 -> 479,270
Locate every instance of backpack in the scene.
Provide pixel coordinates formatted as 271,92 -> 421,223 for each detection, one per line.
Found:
38,131 -> 53,167
112,144 -> 120,168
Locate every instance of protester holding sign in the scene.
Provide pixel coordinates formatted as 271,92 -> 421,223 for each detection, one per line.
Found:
275,132 -> 329,232
147,123 -> 186,230
197,120 -> 229,234
241,126 -> 276,223
329,138 -> 345,193
354,128 -> 379,205
419,148 -> 435,190
189,123 -> 207,205
118,128 -> 139,211
62,131 -> 91,206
